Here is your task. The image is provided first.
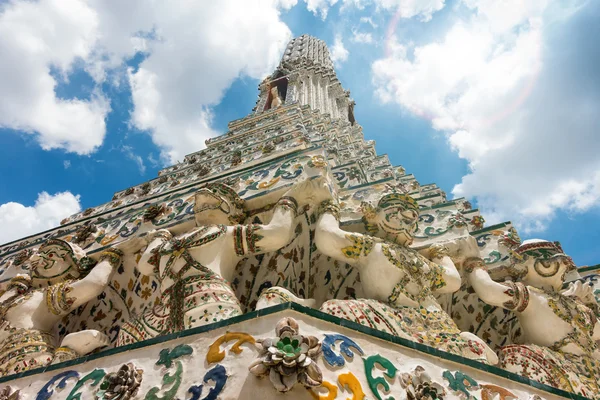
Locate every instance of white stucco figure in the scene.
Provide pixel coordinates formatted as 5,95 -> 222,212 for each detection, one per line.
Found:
314,194 -> 498,364
0,239 -> 121,376
467,239 -> 600,360
117,182 -> 310,345
466,239 -> 600,393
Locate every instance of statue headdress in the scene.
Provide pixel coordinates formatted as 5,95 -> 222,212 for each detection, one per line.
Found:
194,182 -> 247,225
509,239 -> 575,278
361,193 -> 420,241
31,239 -> 96,282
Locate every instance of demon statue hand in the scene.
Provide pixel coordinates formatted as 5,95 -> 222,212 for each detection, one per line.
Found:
466,239 -> 600,395
0,240 -> 122,376
314,193 -> 498,364
117,182 -> 310,345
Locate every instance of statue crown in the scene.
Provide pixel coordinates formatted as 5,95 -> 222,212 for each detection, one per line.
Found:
377,193 -> 419,212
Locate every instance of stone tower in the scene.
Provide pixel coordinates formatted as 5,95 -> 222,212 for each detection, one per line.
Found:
254,34 -> 354,123
0,35 -> 597,399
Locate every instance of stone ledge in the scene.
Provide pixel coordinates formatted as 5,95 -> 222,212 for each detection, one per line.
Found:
0,303 -> 585,399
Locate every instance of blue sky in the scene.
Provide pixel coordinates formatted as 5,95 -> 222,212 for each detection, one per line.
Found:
0,0 -> 599,267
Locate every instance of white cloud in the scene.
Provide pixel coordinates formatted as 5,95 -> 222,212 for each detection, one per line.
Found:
303,0 -> 339,19
351,30 -> 373,43
302,0 -> 445,21
372,0 -> 600,232
330,35 -> 349,66
63,160 -> 71,169
0,0 -> 110,154
301,0 -> 370,19
0,192 -> 81,245
373,0 -> 446,21
102,1 -> 293,164
0,0 -> 294,163
147,153 -> 160,168
360,16 -> 378,28
122,145 -> 146,175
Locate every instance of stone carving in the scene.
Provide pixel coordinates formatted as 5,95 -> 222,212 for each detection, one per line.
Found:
117,183 -> 306,345
0,239 -> 122,376
262,141 -> 276,154
72,222 -> 98,246
95,363 -> 143,400
249,317 -> 322,392
193,163 -> 210,177
138,182 -> 152,196
321,334 -> 364,367
230,150 -> 242,167
270,86 -> 283,108
206,332 -> 256,363
142,204 -> 167,222
0,386 -> 19,400
466,239 -> 600,396
146,344 -> 193,399
470,215 -> 485,230
255,286 -> 316,310
400,366 -> 446,400
315,194 -> 498,364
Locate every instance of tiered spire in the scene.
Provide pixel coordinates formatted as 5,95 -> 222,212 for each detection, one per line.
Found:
254,35 -> 355,124
281,35 -> 334,70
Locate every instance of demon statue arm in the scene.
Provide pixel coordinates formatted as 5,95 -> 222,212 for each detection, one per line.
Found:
467,239 -> 600,361
135,186 -> 300,278
315,193 -> 498,365
0,240 -> 123,374
315,202 -> 462,301
66,248 -> 123,310
118,181 -> 322,344
230,193 -> 299,257
464,258 -> 522,310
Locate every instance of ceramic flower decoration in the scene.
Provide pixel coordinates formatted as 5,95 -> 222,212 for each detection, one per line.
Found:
95,363 -> 143,400
400,366 -> 446,400
249,317 -> 322,392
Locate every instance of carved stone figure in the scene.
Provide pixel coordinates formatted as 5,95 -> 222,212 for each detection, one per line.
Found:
117,183 -> 306,345
0,239 -> 122,376
270,86 -> 283,108
315,194 -> 498,364
466,239 -> 600,395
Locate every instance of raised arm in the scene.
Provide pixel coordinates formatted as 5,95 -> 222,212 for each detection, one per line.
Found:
314,201 -> 371,266
425,244 -> 461,294
465,258 -> 529,312
55,248 -> 123,313
233,196 -> 299,256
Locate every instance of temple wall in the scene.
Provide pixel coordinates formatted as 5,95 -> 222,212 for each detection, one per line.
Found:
0,307 -> 573,400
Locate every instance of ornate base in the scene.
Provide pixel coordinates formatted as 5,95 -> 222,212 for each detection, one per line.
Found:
0,329 -> 55,376
0,304 -> 571,400
116,274 -> 242,346
501,344 -> 600,398
320,298 -> 493,364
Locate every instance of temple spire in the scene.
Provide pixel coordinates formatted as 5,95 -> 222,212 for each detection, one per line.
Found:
281,34 -> 334,70
254,35 -> 354,124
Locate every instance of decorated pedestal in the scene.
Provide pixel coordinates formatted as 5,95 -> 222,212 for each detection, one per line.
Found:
0,304 -> 580,400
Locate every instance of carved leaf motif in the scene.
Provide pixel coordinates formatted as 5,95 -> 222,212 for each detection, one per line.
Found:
206,333 -> 256,363
480,384 -> 517,400
321,334 -> 364,367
